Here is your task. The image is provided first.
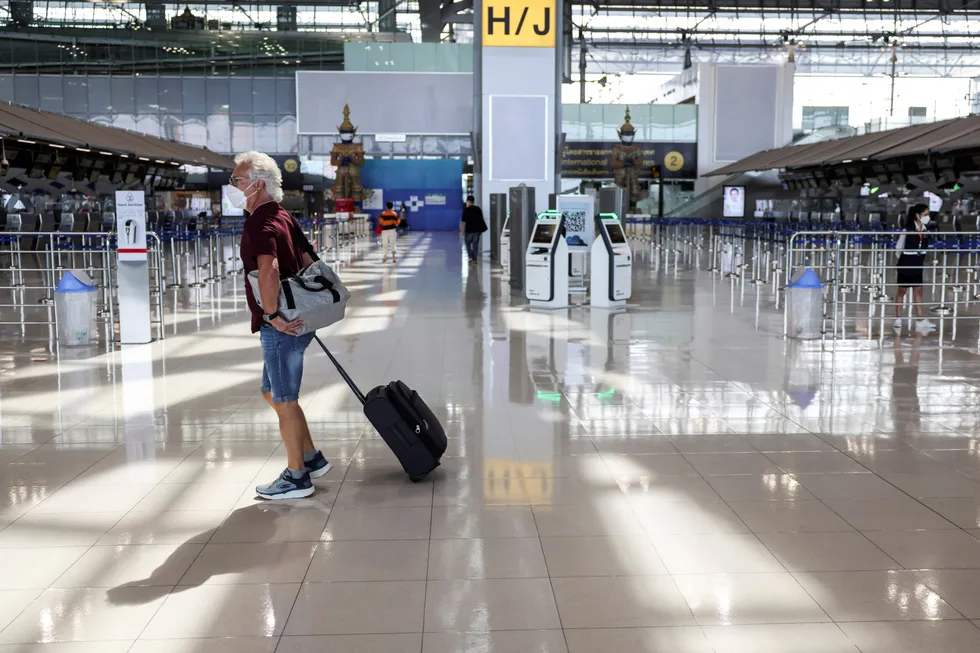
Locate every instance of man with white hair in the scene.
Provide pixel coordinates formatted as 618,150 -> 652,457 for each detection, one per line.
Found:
231,151 -> 332,500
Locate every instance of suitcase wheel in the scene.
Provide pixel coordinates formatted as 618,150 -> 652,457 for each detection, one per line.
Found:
409,472 -> 428,483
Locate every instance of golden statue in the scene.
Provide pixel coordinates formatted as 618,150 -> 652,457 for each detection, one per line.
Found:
330,104 -> 365,199
610,107 -> 643,208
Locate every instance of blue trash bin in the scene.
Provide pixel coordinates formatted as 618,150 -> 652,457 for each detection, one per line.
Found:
55,270 -> 97,346
786,268 -> 824,339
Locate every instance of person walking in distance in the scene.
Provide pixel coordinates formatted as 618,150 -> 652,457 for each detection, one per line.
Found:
894,203 -> 936,335
378,201 -> 401,263
460,195 -> 487,263
231,151 -> 332,500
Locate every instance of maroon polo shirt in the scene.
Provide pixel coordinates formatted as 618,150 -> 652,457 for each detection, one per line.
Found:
239,201 -> 305,333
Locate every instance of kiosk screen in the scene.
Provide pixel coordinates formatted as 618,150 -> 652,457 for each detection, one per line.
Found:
605,223 -> 626,244
531,223 -> 557,245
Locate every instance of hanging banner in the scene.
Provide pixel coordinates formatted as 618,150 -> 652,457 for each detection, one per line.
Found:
561,141 -> 697,180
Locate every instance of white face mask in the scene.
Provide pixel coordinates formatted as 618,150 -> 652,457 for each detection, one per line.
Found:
225,181 -> 256,209
920,215 -> 931,226
621,133 -> 634,144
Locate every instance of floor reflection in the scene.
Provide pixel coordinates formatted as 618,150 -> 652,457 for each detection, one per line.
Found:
0,232 -> 979,651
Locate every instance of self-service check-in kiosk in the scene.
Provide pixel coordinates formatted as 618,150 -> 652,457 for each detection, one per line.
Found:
525,211 -> 568,309
590,212 -> 631,307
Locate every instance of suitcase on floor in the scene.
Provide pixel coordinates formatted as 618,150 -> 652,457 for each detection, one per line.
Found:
314,335 -> 446,482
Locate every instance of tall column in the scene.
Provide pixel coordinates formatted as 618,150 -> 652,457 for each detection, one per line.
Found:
476,0 -> 559,217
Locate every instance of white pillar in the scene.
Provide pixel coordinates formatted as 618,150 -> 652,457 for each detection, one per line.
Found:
478,0 -> 558,217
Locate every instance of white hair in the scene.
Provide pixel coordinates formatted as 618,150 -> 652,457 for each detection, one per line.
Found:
234,151 -> 284,202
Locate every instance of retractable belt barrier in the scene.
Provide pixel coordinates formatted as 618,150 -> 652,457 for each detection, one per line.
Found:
626,217 -> 980,345
0,230 -> 165,343
0,209 -> 374,343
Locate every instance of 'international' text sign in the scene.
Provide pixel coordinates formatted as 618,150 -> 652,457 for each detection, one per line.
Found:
483,0 -> 555,48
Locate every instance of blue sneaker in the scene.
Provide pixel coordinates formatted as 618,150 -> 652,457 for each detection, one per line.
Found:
256,469 -> 315,500
305,451 -> 334,479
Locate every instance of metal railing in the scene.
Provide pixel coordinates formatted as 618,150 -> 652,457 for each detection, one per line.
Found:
786,230 -> 980,344
0,212 -> 378,342
0,230 -> 166,342
624,217 -> 980,345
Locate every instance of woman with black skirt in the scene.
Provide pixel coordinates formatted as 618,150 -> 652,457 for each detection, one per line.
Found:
894,203 -> 936,334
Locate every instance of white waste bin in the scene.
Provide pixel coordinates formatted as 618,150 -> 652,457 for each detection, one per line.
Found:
786,268 -> 824,339
55,270 -> 97,346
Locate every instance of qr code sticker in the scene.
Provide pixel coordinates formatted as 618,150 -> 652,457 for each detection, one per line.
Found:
564,210 -> 587,246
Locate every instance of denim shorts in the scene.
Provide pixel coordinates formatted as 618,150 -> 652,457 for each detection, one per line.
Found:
260,325 -> 315,403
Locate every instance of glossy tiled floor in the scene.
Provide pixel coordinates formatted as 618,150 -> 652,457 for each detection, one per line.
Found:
2,232 -> 980,652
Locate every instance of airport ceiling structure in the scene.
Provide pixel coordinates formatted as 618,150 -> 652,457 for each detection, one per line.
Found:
0,1 -> 980,76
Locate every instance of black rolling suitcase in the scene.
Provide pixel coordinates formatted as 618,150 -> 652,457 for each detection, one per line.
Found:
314,335 -> 446,482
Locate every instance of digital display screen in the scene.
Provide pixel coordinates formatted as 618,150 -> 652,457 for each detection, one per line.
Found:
605,223 -> 626,244
723,186 -> 745,218
531,223 -> 557,245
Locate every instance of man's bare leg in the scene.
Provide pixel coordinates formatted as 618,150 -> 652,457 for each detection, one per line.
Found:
264,392 -> 316,459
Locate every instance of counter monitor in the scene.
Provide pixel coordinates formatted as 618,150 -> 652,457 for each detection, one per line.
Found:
531,223 -> 557,245
605,223 -> 626,245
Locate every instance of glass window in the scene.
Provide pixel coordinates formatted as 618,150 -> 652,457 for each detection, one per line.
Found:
253,116 -> 277,153
135,76 -> 160,114
112,114 -> 137,132
87,76 -> 111,114
207,115 -> 231,153
111,77 -> 135,114
456,45 -> 474,73
178,115 -> 208,147
39,76 -> 63,113
135,115 -> 161,138
14,76 -> 39,108
0,75 -> 12,103
158,77 -> 183,113
647,105 -> 674,141
343,43 -> 369,71
229,78 -> 253,116
253,79 -> 276,115
391,42 -> 419,71
277,116 -> 297,154
309,136 -> 330,155
63,77 -> 88,114
576,104 -> 602,140
206,77 -> 230,115
276,78 -> 295,114
802,106 -> 849,131
673,105 -> 698,142
182,77 -> 207,114
232,120 -> 254,152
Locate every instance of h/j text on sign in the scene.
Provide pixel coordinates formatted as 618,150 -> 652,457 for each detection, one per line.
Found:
483,0 -> 555,48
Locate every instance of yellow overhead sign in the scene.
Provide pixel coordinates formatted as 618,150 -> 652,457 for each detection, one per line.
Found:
483,0 -> 556,48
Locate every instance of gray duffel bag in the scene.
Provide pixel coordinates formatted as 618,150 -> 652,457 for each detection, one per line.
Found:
248,259 -> 350,336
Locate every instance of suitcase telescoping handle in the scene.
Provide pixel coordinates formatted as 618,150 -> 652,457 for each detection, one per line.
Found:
313,335 -> 367,405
